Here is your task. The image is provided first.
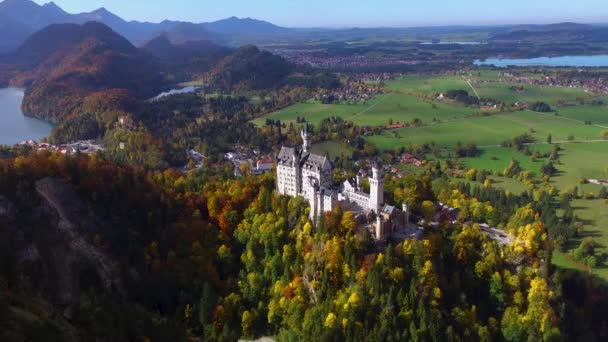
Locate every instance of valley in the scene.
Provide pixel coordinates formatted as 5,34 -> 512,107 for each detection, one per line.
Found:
0,1 -> 608,341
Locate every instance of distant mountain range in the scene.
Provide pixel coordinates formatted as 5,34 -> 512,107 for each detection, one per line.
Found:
0,0 -> 289,53
3,0 -> 608,55
0,19 -> 328,124
490,22 -> 608,43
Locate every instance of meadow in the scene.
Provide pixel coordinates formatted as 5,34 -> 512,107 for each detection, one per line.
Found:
253,92 -> 481,127
311,141 -> 354,159
555,103 -> 608,126
556,199 -> 608,280
385,75 -> 471,94
472,81 -> 591,105
551,143 -> 608,193
366,110 -> 604,150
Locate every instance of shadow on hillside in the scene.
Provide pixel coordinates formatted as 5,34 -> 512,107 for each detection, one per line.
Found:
556,261 -> 608,340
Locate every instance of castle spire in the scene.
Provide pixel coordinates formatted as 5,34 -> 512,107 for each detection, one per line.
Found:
301,122 -> 312,153
369,162 -> 384,212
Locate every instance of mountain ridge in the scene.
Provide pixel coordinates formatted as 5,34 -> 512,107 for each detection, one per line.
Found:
1,21 -> 165,123
0,0 -> 289,53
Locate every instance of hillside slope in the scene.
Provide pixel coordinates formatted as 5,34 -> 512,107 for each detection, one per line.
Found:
142,35 -> 231,82
205,45 -> 340,92
4,22 -> 165,123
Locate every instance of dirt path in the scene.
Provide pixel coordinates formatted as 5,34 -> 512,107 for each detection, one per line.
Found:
467,79 -> 481,99
349,93 -> 393,118
535,111 -> 608,129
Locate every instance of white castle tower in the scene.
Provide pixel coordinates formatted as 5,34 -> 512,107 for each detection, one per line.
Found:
369,164 -> 384,212
301,124 -> 312,154
375,215 -> 384,241
402,203 -> 410,225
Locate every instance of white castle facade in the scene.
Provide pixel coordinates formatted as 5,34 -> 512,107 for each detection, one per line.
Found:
276,127 -> 409,241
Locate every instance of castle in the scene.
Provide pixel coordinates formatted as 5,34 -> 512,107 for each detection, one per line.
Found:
276,126 -> 409,241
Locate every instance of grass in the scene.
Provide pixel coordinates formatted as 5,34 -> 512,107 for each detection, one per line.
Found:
386,75 -> 470,95
253,92 -> 481,127
311,141 -> 354,160
453,175 -> 529,194
552,251 -> 589,273
462,147 -> 547,175
386,74 -> 592,107
555,103 -> 608,126
551,142 -> 608,192
560,199 -> 608,280
486,176 -> 530,194
366,110 -> 604,150
252,100 -> 367,126
473,82 -> 591,105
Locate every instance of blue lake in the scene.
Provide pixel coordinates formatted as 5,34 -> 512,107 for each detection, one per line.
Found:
475,55 -> 608,67
421,41 -> 486,45
0,88 -> 54,146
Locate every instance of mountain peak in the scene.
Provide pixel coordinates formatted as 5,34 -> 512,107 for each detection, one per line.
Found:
1,0 -> 36,4
42,1 -> 66,14
87,6 -> 126,25
204,16 -> 286,35
92,6 -> 108,13
0,0 -> 40,10
91,7 -> 114,16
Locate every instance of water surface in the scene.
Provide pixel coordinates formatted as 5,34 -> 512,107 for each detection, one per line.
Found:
0,88 -> 54,146
421,41 -> 485,45
475,55 -> 608,67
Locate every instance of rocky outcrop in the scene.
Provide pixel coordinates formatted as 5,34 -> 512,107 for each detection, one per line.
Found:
34,177 -> 124,307
0,194 -> 16,220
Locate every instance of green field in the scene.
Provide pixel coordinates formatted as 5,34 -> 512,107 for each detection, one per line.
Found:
252,100 -> 367,126
386,75 -> 470,94
454,175 -> 530,194
254,92 -> 481,127
472,82 -> 591,105
551,143 -> 608,192
555,103 -> 608,126
311,141 -> 354,160
387,74 -> 594,106
462,147 -> 548,175
561,199 -> 608,279
366,110 -> 604,150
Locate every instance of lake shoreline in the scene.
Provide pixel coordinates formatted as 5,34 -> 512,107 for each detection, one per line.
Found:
0,88 -> 55,146
475,54 -> 608,68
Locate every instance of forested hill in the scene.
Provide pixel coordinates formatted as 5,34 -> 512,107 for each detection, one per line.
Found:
0,21 -> 165,123
0,151 -> 606,340
142,35 -> 232,83
205,45 -> 340,92
491,22 -> 608,43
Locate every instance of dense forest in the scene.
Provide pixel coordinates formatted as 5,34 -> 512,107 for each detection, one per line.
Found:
2,22 -> 165,123
204,45 -> 340,92
0,151 -> 606,341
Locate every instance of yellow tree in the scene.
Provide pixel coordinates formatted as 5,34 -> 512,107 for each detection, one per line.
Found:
340,211 -> 357,234
421,200 -> 436,222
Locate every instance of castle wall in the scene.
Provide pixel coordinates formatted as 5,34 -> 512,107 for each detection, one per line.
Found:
277,164 -> 299,197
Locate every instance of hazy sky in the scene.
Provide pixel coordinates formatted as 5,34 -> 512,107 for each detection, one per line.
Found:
32,0 -> 608,27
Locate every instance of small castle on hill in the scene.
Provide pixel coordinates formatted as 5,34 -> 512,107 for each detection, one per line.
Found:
276,126 -> 409,241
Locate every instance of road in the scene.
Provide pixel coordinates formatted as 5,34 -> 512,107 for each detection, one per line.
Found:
466,79 -> 481,99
